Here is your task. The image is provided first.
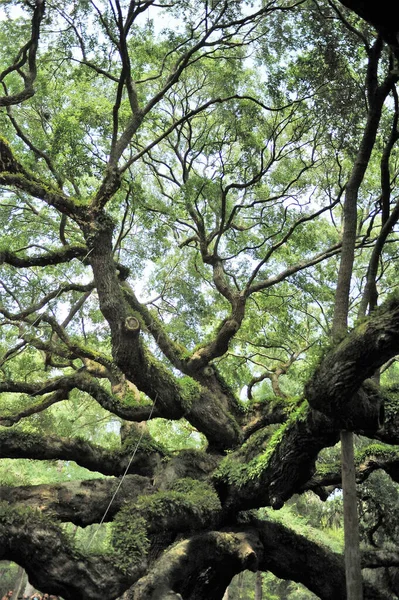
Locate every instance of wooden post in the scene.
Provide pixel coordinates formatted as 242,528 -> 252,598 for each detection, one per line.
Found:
255,571 -> 263,600
341,430 -> 363,599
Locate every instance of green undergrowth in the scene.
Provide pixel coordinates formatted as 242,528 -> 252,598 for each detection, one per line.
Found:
262,504 -> 344,555
382,385 -> 399,420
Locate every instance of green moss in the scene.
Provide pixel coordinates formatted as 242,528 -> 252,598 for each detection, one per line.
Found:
356,443 -> 399,463
179,376 -> 203,410
143,349 -> 204,413
0,168 -> 82,206
137,478 -> 221,527
111,478 -> 221,570
180,346 -> 194,361
0,500 -> 39,526
0,429 -> 41,451
144,348 -> 182,389
282,395 -> 306,415
214,455 -> 248,487
215,401 -> 309,488
214,425 -> 273,487
111,513 -> 149,572
118,390 -> 140,407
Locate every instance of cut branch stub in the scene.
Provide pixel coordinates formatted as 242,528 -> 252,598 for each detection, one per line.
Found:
124,316 -> 140,334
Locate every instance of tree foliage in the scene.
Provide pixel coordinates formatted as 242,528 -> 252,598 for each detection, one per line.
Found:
1,0 -> 399,598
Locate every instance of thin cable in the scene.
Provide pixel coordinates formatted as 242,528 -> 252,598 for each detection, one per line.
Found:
86,395 -> 158,550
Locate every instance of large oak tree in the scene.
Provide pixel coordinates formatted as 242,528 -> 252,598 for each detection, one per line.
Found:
1,0 -> 399,598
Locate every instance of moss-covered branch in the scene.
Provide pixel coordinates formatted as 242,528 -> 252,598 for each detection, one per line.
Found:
84,210 -> 242,449
215,402 -> 340,511
123,518 -> 389,600
0,170 -> 84,219
215,390 -> 399,513
0,244 -> 88,268
0,475 -> 153,526
375,386 -> 399,444
0,504 -> 391,600
302,443 -> 399,495
121,281 -> 190,372
0,429 -> 164,477
306,295 -> 399,427
0,371 -> 160,426
216,357 -> 399,512
0,503 -> 143,600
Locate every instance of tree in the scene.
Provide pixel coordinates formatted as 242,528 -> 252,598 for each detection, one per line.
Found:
1,1 -> 399,599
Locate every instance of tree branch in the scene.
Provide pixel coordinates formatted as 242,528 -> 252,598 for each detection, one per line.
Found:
0,429 -> 163,477
0,0 -> 45,107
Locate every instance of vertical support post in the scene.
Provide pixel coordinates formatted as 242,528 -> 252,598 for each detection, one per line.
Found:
341,430 -> 363,600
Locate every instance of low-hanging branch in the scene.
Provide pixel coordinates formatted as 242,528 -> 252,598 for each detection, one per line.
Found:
0,429 -> 164,477
302,443 -> 399,494
0,475 -> 153,526
0,504 -> 144,600
218,297 -> 399,511
116,520 -> 390,600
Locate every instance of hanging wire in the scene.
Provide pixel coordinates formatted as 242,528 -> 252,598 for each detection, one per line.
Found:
86,394 -> 158,550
